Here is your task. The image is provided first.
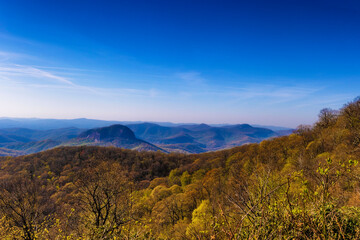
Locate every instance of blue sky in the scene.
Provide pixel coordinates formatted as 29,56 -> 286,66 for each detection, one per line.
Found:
0,0 -> 359,127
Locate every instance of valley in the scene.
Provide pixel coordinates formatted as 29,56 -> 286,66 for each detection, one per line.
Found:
0,120 -> 291,156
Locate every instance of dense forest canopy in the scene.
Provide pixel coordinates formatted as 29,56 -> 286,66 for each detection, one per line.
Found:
0,98 -> 360,239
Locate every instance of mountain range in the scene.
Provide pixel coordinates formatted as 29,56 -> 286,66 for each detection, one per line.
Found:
0,117 -> 292,131
127,123 -> 279,153
0,118 -> 293,156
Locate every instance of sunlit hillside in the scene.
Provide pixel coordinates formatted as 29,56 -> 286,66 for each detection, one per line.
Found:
0,98 -> 359,239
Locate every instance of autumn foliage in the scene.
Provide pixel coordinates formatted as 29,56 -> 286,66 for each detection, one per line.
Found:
1,98 -> 360,239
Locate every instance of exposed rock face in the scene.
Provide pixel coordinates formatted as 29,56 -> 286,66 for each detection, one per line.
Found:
78,124 -> 136,141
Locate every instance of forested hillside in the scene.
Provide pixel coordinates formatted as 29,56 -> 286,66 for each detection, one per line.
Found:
0,99 -> 360,239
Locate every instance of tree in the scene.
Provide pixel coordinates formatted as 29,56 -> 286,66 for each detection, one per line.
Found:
316,108 -> 338,129
186,200 -> 215,239
75,161 -> 133,239
0,174 -> 55,240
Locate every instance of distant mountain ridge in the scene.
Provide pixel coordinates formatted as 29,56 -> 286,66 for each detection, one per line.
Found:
127,123 -> 278,153
0,118 -> 293,156
78,124 -> 136,140
67,124 -> 162,152
0,118 -> 126,130
0,117 -> 292,131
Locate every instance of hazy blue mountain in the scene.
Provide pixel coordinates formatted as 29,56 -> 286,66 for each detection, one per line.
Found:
4,139 -> 61,155
0,127 -> 84,142
251,124 -> 293,132
179,123 -> 212,131
0,117 -> 194,130
0,118 -> 122,130
0,127 -> 86,155
66,124 -> 163,152
127,123 -> 278,153
0,118 -> 291,156
0,147 -> 23,157
127,123 -> 190,142
0,124 -> 163,156
0,134 -> 33,144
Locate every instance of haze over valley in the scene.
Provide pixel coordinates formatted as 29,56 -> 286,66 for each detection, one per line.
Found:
0,117 -> 292,156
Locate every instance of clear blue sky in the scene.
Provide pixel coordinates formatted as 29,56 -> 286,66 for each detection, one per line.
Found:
0,0 -> 359,127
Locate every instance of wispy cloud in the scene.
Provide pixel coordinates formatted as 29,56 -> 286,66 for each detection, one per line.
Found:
30,65 -> 104,73
0,51 -> 33,62
0,64 -> 79,87
24,82 -> 159,98
0,50 -> 324,107
294,94 -> 354,108
176,71 -> 206,86
178,82 -> 318,105
175,71 -> 318,104
0,33 -> 36,46
0,51 -> 160,98
226,85 -> 319,102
